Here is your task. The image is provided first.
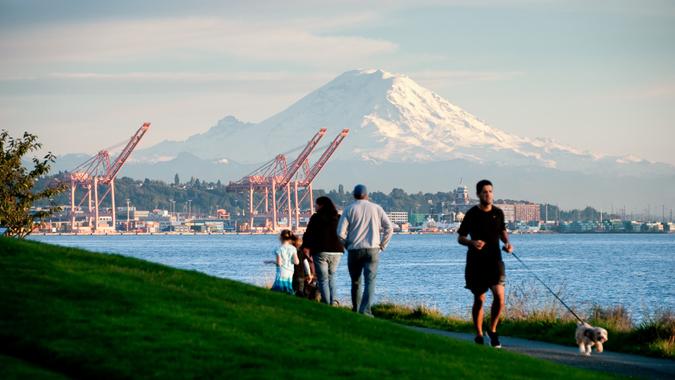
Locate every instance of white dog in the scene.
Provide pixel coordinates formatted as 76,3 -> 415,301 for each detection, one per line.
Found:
575,322 -> 608,356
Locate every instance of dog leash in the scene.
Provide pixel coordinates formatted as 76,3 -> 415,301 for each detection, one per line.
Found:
507,249 -> 586,324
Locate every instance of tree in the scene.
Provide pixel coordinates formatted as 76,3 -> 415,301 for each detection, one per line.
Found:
174,173 -> 180,186
0,130 -> 66,238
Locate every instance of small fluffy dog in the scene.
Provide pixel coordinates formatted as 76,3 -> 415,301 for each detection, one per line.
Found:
575,322 -> 609,356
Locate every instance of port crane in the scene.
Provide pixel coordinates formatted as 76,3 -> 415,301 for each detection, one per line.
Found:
69,122 -> 151,232
227,128 -> 348,231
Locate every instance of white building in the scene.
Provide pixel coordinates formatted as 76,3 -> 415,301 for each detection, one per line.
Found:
387,211 -> 409,224
454,186 -> 470,205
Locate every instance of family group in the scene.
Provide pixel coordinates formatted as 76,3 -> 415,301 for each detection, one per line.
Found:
269,181 -> 513,348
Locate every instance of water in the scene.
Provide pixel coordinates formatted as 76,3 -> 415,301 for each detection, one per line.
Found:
29,233 -> 675,322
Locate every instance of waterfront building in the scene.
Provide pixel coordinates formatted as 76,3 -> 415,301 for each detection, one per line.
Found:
387,211 -> 409,225
453,186 -> 470,205
558,220 -> 602,233
627,221 -> 642,232
495,203 -> 540,223
514,203 -> 541,223
167,224 -> 191,233
190,219 -> 226,233
604,219 -> 625,232
497,204 -> 516,222
641,222 -> 664,233
96,215 -> 114,232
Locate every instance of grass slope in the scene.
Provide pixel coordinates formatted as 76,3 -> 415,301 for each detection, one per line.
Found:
0,238 -> 618,379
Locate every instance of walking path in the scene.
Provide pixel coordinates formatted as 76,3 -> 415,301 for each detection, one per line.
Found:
409,326 -> 675,379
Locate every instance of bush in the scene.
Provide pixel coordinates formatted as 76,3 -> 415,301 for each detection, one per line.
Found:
0,130 -> 65,238
588,304 -> 633,331
634,310 -> 675,357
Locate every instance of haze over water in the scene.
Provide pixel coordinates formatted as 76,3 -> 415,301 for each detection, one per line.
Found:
31,233 -> 675,322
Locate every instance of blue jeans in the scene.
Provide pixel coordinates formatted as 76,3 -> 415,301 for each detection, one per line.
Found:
347,248 -> 380,315
313,252 -> 342,305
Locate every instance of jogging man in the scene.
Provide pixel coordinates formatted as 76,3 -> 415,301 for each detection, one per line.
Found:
337,184 -> 393,316
457,179 -> 513,347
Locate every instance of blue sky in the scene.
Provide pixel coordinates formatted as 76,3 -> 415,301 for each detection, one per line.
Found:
1,0 -> 673,164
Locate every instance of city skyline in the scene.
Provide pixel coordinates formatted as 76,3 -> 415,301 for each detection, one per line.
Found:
1,1 -> 674,165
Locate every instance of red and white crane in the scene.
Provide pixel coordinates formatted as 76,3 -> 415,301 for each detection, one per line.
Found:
69,122 -> 151,232
282,128 -> 350,229
227,128 -> 348,232
227,128 -> 327,231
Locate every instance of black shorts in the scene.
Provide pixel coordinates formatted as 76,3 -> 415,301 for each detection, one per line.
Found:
465,260 -> 506,295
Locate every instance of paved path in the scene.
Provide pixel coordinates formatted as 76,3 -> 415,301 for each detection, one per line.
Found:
409,326 -> 675,379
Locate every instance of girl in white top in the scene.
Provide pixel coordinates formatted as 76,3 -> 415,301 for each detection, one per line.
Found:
270,229 -> 299,294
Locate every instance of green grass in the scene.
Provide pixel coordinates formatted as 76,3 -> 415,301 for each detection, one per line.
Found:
373,303 -> 675,359
0,354 -> 70,380
0,238 -> 620,379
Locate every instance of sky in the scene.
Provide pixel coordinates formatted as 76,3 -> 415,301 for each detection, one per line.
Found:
1,0 -> 674,164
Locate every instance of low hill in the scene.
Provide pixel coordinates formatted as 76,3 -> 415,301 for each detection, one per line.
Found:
0,238 -> 616,379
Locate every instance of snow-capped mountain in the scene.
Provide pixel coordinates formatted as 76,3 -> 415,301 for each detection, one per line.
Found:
258,68 -> 551,165
57,68 -> 673,208
137,69 -> 672,177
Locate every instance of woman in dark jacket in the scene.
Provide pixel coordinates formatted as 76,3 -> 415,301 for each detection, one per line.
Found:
302,196 -> 344,305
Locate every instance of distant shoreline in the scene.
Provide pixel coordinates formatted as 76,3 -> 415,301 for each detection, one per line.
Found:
34,231 -> 440,237
32,231 -> 673,237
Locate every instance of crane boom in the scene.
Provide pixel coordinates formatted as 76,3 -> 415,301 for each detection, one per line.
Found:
226,154 -> 288,191
70,151 -> 110,183
226,128 -> 327,191
101,122 -> 151,183
300,129 -> 349,186
278,128 -> 326,187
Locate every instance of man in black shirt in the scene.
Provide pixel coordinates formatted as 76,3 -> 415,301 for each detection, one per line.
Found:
457,179 -> 513,348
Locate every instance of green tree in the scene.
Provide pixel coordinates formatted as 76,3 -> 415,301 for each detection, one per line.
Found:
174,173 -> 180,186
0,130 -> 66,238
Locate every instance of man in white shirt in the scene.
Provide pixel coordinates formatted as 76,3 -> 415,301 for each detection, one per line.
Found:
337,184 -> 393,316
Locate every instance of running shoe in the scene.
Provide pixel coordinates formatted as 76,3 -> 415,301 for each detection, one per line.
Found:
487,331 -> 501,348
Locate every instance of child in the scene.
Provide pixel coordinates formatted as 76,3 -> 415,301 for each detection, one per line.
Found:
270,229 -> 299,294
291,235 -> 306,296
291,236 -> 321,301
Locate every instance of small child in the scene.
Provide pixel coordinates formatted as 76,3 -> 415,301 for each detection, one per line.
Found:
290,236 -> 321,301
270,229 -> 299,294
291,235 -> 306,296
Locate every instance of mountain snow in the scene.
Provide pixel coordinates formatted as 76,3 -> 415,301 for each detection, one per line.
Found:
50,68 -> 673,209
134,68 -> 671,179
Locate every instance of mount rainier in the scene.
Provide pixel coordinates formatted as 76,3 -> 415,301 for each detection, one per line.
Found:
59,69 -> 674,209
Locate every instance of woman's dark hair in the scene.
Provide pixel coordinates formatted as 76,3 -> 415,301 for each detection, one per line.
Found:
476,179 -> 493,195
279,229 -> 295,242
316,196 -> 338,216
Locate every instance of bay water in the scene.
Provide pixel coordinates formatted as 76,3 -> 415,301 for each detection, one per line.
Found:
30,233 -> 674,322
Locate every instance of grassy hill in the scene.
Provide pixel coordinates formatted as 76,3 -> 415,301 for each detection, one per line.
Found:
0,238 -> 618,379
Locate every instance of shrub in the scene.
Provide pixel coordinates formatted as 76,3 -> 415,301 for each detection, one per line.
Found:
0,130 -> 65,238
588,304 -> 633,331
